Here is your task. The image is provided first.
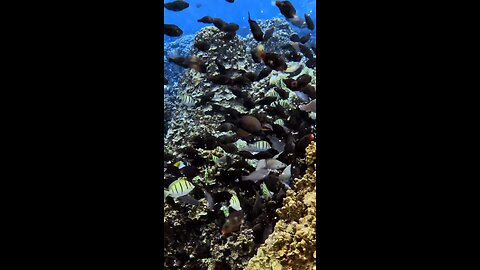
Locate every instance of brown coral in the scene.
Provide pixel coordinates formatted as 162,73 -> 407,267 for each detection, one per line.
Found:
245,142 -> 316,270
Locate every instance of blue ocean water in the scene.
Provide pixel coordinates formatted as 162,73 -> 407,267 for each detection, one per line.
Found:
164,0 -> 316,40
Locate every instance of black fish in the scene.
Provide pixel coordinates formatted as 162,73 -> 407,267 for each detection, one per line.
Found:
263,27 -> 274,42
257,96 -> 277,106
197,91 -> 215,106
164,0 -> 190,12
244,72 -> 258,82
221,23 -> 239,32
237,151 -> 254,159
194,40 -> 210,51
220,143 -> 238,154
299,33 -> 311,44
215,60 -> 227,75
304,13 -> 314,30
181,165 -> 199,179
208,74 -> 232,85
253,151 -> 274,159
275,0 -> 297,19
229,87 -> 249,98
310,43 -> 316,54
298,43 -> 314,59
164,24 -> 183,37
164,76 -> 168,85
286,52 -> 302,62
262,52 -> 287,71
290,34 -> 300,42
248,12 -> 264,42
283,78 -> 299,90
306,58 -> 316,68
295,134 -> 314,156
168,56 -> 190,68
257,67 -> 272,81
300,84 -> 316,99
274,87 -> 289,99
198,16 -> 214,23
212,18 -> 227,30
242,97 -> 256,110
296,74 -> 312,88
217,134 -> 238,144
219,122 -> 237,132
231,76 -> 252,86
251,49 -> 262,63
222,31 -> 236,40
226,0 -> 235,3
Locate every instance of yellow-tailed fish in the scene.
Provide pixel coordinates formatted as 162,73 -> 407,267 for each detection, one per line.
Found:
165,178 -> 195,198
229,194 -> 242,211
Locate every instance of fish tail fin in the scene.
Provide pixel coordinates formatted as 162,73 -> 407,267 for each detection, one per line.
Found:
248,12 -> 251,20
164,189 -> 170,201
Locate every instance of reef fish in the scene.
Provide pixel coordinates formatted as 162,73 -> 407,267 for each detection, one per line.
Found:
164,0 -> 190,12
275,1 -> 296,19
245,140 -> 271,152
257,158 -> 287,170
299,99 -> 316,112
179,95 -> 195,106
165,178 -> 195,198
222,210 -> 245,235
164,24 -> 183,37
305,13 -> 315,30
229,194 -> 242,211
241,168 -> 270,183
248,12 -> 264,41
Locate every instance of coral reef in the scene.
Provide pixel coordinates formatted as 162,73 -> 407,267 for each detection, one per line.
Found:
245,142 -> 316,270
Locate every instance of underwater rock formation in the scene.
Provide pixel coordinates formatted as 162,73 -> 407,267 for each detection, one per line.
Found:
164,17 -> 317,270
245,142 -> 317,270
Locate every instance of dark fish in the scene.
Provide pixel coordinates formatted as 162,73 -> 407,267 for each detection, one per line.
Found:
177,195 -> 199,206
252,189 -> 262,219
164,0 -> 190,12
275,0 -> 297,19
244,72 -> 258,82
230,160 -> 253,170
251,48 -> 262,63
197,91 -> 215,106
222,31 -> 237,40
306,57 -> 316,68
299,33 -> 311,44
242,97 -> 256,110
295,134 -> 315,156
286,52 -> 303,62
272,123 -> 288,139
248,12 -> 264,42
283,78 -> 300,90
238,115 -> 263,134
300,84 -> 316,99
236,128 -> 253,139
231,76 -> 252,86
168,56 -> 190,68
219,122 -> 237,132
257,96 -> 277,106
222,23 -> 239,32
274,87 -> 289,99
226,0 -> 235,3
237,150 -> 254,159
220,143 -> 238,154
256,45 -> 287,71
215,60 -> 227,75
222,210 -> 245,235
298,43 -> 314,59
181,165 -> 199,179
304,13 -> 315,30
194,40 -> 210,51
208,74 -> 232,85
217,134 -> 238,144
212,18 -> 227,30
164,24 -> 183,37
164,76 -> 168,85
197,16 -> 214,23
229,87 -> 249,98
290,34 -> 300,42
263,27 -> 274,42
296,74 -> 312,88
310,43 -> 316,54
253,151 -> 275,159
257,67 -> 272,81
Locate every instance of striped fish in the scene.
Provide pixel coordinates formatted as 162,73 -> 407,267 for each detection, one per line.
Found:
274,119 -> 285,126
265,90 -> 280,99
246,140 -> 271,152
179,95 -> 195,107
165,178 -> 195,198
229,194 -> 242,211
272,99 -> 290,107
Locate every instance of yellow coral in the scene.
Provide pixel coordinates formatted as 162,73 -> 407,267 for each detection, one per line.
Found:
245,142 -> 317,270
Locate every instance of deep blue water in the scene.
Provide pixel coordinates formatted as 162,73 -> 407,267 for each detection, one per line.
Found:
164,0 -> 316,41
